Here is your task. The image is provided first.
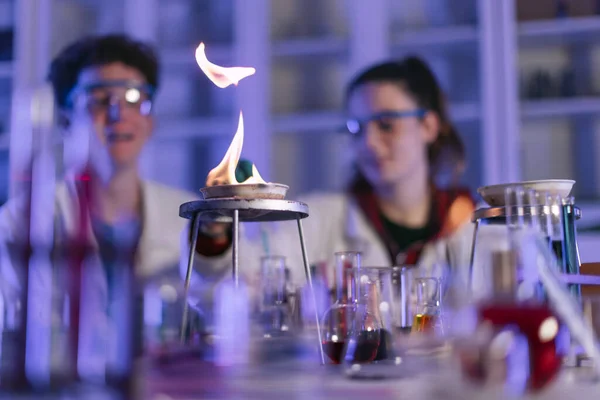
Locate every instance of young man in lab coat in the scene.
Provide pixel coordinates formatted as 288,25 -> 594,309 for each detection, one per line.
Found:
1,33 -> 197,282
0,35 -> 197,364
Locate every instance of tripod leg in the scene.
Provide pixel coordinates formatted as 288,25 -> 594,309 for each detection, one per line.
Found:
296,218 -> 325,365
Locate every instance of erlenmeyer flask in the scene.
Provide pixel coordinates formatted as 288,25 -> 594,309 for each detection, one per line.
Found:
320,251 -> 360,364
411,277 -> 443,335
343,268 -> 383,364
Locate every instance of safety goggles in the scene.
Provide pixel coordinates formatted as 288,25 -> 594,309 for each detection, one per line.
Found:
67,80 -> 156,117
345,109 -> 427,136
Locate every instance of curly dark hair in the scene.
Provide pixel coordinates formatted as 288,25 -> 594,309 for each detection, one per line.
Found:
345,56 -> 466,191
47,34 -> 160,109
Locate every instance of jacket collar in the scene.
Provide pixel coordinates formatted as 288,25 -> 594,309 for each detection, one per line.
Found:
348,184 -> 475,265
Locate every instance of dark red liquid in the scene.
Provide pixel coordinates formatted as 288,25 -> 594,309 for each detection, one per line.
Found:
323,341 -> 346,364
323,330 -> 381,364
346,338 -> 380,364
479,303 -> 562,390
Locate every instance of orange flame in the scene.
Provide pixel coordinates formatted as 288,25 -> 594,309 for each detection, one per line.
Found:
205,112 -> 267,185
206,111 -> 244,186
195,42 -> 256,88
198,43 -> 267,185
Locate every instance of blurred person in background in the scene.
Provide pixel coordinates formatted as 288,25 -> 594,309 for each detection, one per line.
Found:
0,34 -> 198,338
183,56 -> 477,310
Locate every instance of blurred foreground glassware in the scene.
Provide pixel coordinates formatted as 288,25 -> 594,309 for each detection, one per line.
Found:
320,251 -> 361,364
460,187 -> 563,394
143,269 -> 190,363
0,242 -> 83,394
258,256 -> 291,336
0,245 -> 27,392
300,263 -> 329,333
213,278 -> 251,367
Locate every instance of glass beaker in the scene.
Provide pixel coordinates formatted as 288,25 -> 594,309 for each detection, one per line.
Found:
320,251 -> 361,364
411,277 -> 443,335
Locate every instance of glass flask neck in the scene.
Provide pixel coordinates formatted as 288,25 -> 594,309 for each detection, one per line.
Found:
334,252 -> 361,304
415,277 -> 442,316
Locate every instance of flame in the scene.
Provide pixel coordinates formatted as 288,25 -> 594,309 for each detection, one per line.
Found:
205,112 -> 267,186
195,42 -> 256,88
247,164 -> 265,184
198,42 -> 267,186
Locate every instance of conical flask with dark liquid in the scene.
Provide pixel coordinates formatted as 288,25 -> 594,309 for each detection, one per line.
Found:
321,252 -> 383,364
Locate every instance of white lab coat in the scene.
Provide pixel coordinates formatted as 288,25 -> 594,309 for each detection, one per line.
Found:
180,192 -> 506,313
